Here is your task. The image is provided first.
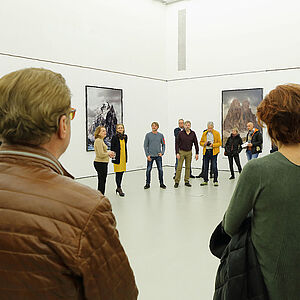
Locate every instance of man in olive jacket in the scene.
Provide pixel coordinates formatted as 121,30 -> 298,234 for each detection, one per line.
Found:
0,68 -> 138,300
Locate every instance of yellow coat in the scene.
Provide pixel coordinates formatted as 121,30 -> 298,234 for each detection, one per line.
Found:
200,129 -> 222,156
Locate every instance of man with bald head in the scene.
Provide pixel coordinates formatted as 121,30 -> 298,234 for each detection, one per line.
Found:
245,122 -> 263,160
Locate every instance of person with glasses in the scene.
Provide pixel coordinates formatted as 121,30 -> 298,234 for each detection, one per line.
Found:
0,68 -> 138,300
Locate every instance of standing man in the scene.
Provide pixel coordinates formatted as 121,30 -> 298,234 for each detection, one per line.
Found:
174,121 -> 199,188
144,122 -> 166,189
200,121 -> 221,186
245,122 -> 263,160
173,118 -> 184,179
0,68 -> 138,299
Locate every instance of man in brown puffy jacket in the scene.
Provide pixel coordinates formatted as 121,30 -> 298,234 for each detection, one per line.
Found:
0,68 -> 138,299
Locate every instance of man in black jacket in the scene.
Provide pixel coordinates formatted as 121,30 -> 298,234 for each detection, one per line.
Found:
245,122 -> 263,161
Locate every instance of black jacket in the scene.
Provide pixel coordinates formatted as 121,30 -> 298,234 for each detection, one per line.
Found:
210,218 -> 268,300
246,129 -> 263,154
225,134 -> 243,156
111,134 -> 128,165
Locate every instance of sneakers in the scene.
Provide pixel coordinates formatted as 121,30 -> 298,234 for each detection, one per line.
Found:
160,184 -> 167,189
174,183 -> 179,188
173,175 -> 175,179
214,182 -> 219,186
229,176 -> 235,180
144,184 -> 150,189
185,182 -> 192,187
190,174 -> 195,178
200,182 -> 208,186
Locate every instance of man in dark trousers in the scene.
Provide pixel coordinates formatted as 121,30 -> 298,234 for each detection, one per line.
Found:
173,119 -> 184,179
174,121 -> 199,188
174,119 -> 195,179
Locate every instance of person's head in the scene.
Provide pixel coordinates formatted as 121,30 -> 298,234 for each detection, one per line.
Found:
207,121 -> 214,132
232,128 -> 239,136
247,122 -> 254,131
257,84 -> 300,145
94,126 -> 106,139
184,121 -> 191,131
0,68 -> 72,157
178,119 -> 184,129
151,122 -> 159,132
116,124 -> 125,134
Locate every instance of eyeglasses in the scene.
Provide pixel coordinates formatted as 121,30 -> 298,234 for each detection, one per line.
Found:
69,107 -> 76,120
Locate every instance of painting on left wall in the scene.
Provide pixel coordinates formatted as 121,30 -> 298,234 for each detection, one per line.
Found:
86,85 -> 123,151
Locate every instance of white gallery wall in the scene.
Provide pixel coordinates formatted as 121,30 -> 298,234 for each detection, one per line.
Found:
1,0 -> 300,178
163,0 -> 300,171
0,0 -> 168,178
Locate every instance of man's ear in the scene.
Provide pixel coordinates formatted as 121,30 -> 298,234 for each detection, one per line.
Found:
57,115 -> 68,139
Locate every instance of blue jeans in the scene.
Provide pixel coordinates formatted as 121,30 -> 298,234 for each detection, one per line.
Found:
203,150 -> 218,182
246,150 -> 259,161
146,156 -> 164,185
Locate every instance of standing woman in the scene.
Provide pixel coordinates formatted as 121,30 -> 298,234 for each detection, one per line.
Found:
111,124 -> 128,197
223,84 -> 300,300
224,127 -> 243,179
94,126 -> 115,195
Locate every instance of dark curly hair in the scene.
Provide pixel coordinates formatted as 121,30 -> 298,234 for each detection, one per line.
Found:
257,84 -> 300,145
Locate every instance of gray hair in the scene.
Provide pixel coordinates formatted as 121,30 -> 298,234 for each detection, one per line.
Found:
184,120 -> 191,125
207,121 -> 214,128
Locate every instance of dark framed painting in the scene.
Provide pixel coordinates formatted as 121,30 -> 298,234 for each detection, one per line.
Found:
85,85 -> 123,151
222,88 -> 263,147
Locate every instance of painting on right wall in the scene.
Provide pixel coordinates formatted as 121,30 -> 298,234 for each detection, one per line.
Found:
222,88 -> 263,147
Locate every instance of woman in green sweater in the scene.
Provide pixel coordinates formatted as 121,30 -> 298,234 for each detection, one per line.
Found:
223,84 -> 300,300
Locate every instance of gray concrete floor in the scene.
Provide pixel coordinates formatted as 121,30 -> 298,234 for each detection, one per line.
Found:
77,167 -> 239,300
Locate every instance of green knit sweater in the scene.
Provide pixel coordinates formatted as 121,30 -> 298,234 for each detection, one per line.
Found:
224,152 -> 300,300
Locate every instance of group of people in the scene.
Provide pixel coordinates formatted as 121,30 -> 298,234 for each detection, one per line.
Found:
0,67 -> 299,300
140,118 -> 263,190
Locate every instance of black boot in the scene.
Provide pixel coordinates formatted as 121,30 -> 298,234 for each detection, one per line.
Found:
116,187 -> 125,197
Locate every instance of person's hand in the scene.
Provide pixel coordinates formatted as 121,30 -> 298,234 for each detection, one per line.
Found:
204,142 -> 208,146
211,143 -> 213,147
147,155 -> 152,161
195,154 -> 199,161
248,143 -> 253,147
108,151 -> 115,158
158,153 -> 162,157
176,153 -> 180,159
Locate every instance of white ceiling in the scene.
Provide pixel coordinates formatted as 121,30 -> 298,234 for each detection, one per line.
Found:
156,0 -> 186,5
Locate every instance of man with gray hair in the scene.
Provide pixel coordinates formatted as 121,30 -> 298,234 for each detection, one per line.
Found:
245,122 -> 263,160
200,121 -> 222,186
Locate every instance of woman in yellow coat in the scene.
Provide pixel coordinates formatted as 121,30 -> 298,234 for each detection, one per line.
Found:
111,124 -> 128,196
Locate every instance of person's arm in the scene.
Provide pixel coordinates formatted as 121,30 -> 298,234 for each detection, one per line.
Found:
252,132 -> 263,148
238,136 -> 243,153
174,128 -> 177,138
223,160 -> 262,236
199,132 -> 206,147
110,135 -> 117,153
78,197 -> 138,300
212,131 -> 222,148
143,134 -> 149,157
175,132 -> 181,154
161,134 -> 166,155
193,132 -> 199,154
95,139 -> 109,160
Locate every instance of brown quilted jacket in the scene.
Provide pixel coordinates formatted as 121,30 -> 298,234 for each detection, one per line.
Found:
0,143 -> 138,300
